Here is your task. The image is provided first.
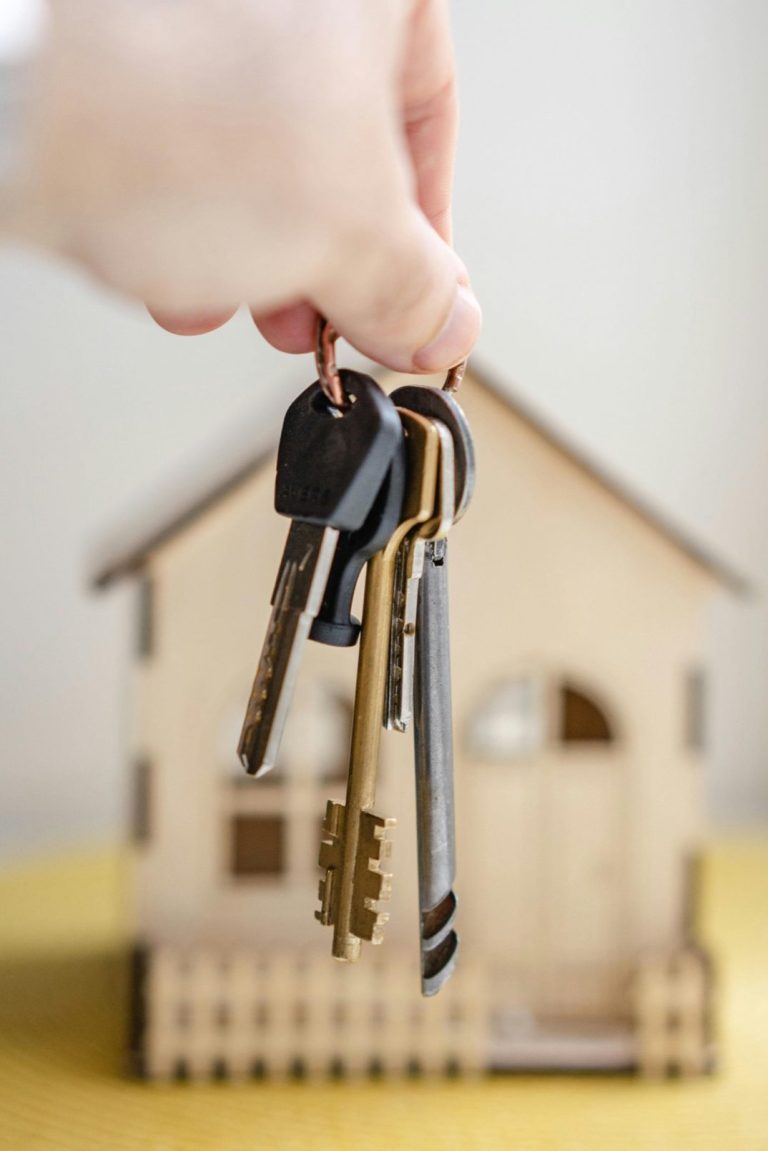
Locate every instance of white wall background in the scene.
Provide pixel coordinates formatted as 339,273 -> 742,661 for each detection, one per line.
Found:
2,0 -> 768,856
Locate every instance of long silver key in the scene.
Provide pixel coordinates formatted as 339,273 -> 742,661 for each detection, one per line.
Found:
238,371 -> 401,776
390,383 -> 475,995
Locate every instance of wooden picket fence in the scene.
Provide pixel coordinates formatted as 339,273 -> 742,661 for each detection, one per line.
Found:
631,948 -> 714,1077
143,946 -> 488,1080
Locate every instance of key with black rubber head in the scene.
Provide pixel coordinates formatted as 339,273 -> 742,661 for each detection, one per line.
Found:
237,371 -> 401,777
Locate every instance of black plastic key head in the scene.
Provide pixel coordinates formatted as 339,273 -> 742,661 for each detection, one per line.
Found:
275,370 -> 401,531
309,435 -> 407,647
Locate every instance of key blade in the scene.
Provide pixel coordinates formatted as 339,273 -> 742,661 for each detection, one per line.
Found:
383,545 -> 407,730
238,608 -> 312,775
393,538 -> 426,731
238,522 -> 339,776
414,543 -> 460,994
414,547 -> 456,905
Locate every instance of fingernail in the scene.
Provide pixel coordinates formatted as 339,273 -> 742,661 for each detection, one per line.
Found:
413,285 -> 482,372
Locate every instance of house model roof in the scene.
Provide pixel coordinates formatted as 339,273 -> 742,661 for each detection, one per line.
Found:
90,363 -> 750,594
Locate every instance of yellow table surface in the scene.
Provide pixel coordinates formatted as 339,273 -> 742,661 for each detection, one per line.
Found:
1,840 -> 767,1151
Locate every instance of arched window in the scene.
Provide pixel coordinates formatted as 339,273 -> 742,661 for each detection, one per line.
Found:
558,683 -> 614,744
466,674 -> 617,760
466,676 -> 544,761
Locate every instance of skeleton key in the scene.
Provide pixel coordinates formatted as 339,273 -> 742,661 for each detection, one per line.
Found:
385,420 -> 455,731
390,383 -> 476,995
317,410 -> 440,961
237,370 -> 401,777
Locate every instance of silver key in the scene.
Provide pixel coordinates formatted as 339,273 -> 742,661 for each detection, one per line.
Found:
389,384 -> 476,995
385,420 -> 455,731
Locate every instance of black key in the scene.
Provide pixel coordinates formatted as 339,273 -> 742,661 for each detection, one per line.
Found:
237,371 -> 401,776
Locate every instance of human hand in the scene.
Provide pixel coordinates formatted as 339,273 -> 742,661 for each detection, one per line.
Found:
14,0 -> 480,372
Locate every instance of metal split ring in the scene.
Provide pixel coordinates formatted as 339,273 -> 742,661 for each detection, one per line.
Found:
315,317 -> 347,409
315,315 -> 467,408
442,360 -> 466,394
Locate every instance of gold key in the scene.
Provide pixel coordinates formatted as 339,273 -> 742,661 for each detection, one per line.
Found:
317,410 -> 440,961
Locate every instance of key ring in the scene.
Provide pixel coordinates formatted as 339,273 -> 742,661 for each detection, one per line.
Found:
315,317 -> 347,410
443,360 -> 466,393
316,314 -> 466,403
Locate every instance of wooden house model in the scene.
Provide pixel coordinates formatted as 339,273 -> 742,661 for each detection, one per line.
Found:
93,367 -> 742,1080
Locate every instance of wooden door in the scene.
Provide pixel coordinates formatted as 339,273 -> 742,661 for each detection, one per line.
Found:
537,752 -> 627,1017
469,754 -> 626,1018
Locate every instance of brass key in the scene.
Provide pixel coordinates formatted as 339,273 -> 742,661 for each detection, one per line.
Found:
317,410 -> 440,961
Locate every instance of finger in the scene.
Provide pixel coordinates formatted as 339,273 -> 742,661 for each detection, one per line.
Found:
251,301 -> 317,353
147,305 -> 239,335
315,201 -> 481,373
401,0 -> 457,243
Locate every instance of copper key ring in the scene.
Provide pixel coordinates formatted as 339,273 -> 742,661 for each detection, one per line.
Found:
443,360 -> 466,394
316,317 -> 347,410
316,314 -> 467,402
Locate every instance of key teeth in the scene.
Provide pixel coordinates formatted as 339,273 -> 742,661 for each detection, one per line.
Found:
371,911 -> 390,946
358,867 -> 392,903
349,812 -> 395,943
317,806 -> 396,946
321,799 -> 345,840
317,801 -> 345,873
358,812 -> 395,863
317,802 -> 346,928
316,872 -> 335,926
351,904 -> 390,944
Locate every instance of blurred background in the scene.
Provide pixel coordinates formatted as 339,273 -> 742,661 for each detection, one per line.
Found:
3,3 -> 768,1148
2,0 -> 768,858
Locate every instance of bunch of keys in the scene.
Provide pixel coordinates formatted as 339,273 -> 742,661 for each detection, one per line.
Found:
237,319 -> 475,996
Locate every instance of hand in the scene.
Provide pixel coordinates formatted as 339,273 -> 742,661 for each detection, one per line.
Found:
15,0 -> 480,371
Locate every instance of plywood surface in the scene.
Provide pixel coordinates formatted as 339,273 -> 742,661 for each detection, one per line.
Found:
1,841 -> 767,1151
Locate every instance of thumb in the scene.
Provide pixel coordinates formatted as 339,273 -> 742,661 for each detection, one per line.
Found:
313,204 -> 481,374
